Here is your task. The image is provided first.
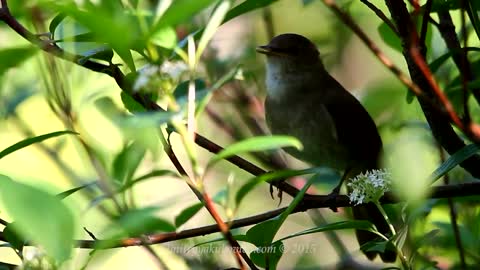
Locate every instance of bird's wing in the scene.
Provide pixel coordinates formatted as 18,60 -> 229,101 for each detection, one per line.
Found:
322,81 -> 382,169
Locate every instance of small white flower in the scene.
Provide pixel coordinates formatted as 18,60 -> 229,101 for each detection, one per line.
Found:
160,61 -> 187,80
347,169 -> 392,205
133,62 -> 188,93
133,64 -> 160,91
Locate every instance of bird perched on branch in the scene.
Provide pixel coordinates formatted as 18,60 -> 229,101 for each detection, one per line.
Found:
256,33 -> 396,262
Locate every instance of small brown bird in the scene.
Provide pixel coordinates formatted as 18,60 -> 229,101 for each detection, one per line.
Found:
257,33 -> 396,262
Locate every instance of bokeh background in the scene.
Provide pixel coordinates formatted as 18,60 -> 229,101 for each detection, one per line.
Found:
0,0 -> 476,269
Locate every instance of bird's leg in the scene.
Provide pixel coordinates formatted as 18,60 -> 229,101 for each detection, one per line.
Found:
326,167 -> 352,212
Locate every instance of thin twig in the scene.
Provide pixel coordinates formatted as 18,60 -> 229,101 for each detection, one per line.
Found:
163,135 -> 254,270
438,145 -> 466,269
460,0 -> 470,123
320,0 -> 426,100
360,0 -> 398,35
419,0 -> 433,45
143,245 -> 169,270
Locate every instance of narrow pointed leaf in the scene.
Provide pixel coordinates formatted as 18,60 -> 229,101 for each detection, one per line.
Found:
0,130 -> 78,160
208,136 -> 302,167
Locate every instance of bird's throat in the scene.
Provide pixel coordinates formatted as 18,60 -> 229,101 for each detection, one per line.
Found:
264,59 -> 322,101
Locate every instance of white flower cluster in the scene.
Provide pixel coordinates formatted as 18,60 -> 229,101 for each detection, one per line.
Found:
133,62 -> 188,92
347,169 -> 392,205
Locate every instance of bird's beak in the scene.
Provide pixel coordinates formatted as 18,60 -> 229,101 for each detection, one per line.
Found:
256,45 -> 272,54
256,45 -> 288,57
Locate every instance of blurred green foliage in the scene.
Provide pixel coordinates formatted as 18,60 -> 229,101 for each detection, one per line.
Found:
0,0 -> 480,269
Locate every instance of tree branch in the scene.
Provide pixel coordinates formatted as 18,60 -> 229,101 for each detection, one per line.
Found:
38,181 -> 480,249
383,0 -> 480,178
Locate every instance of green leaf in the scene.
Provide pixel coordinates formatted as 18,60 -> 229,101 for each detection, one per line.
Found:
119,169 -> 178,193
150,26 -> 177,49
120,111 -> 178,129
246,173 -> 318,253
50,3 -> 139,71
0,175 -> 75,262
276,220 -> 378,243
378,21 -> 402,53
207,135 -> 302,167
250,241 -> 283,269
56,182 -> 97,200
113,46 -> 135,72
108,207 -> 175,238
429,47 -> 480,73
246,218 -> 279,247
112,141 -> 146,185
3,223 -> 25,251
0,47 -> 38,77
429,143 -> 480,183
77,46 -> 114,65
223,0 -> 279,24
411,229 -> 439,252
152,0 -> 217,34
466,1 -> 480,40
196,1 -> 231,61
120,91 -> 146,113
361,81 -> 404,119
361,240 -> 389,253
174,203 -> 203,227
49,13 -> 67,35
430,0 -> 461,12
0,130 -> 78,160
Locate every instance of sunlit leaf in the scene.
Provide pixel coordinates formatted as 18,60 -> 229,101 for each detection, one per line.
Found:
466,0 -> 480,40
208,136 -> 302,167
429,143 -> 480,183
152,0 -> 217,34
150,26 -> 177,49
112,141 -> 146,185
0,130 -> 78,160
223,0 -> 279,24
107,207 -> 175,237
56,182 -> 97,200
196,1 -> 231,61
119,169 -> 178,193
0,47 -> 38,77
174,203 -> 203,228
0,175 -> 75,262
